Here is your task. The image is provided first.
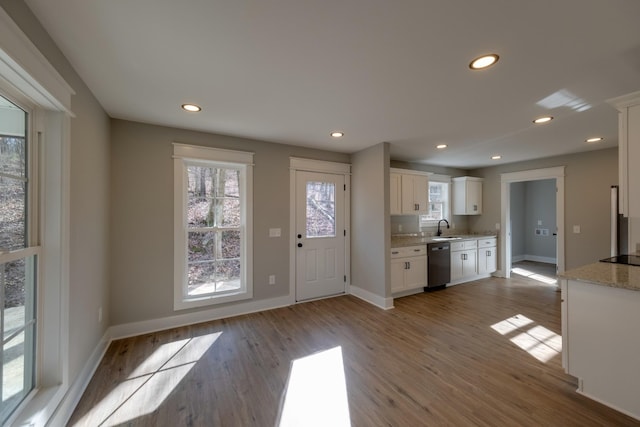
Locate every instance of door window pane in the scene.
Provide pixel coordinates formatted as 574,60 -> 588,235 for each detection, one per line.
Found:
306,181 -> 336,238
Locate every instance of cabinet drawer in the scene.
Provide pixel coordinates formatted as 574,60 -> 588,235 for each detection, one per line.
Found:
450,241 -> 465,251
463,240 -> 478,249
391,245 -> 426,258
478,238 -> 496,247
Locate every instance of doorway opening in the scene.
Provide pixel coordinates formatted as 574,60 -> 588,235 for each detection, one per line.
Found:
500,167 -> 565,279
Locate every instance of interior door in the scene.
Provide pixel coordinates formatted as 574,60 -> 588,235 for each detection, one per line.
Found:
295,171 -> 345,301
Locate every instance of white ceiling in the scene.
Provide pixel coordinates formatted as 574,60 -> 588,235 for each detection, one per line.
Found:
24,0 -> 640,168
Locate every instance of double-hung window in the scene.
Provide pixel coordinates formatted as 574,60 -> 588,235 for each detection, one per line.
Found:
419,175 -> 451,227
0,94 -> 37,425
173,144 -> 253,310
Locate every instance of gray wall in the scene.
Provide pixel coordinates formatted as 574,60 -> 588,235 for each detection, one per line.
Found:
511,179 -> 557,262
524,179 -> 556,260
351,143 -> 390,298
110,119 -> 349,325
0,0 -> 112,386
469,147 -> 618,270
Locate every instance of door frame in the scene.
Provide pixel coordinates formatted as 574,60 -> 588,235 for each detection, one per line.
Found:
289,157 -> 351,304
499,166 -> 565,278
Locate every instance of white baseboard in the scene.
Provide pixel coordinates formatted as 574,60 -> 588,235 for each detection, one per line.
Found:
391,288 -> 424,299
512,255 -> 557,264
48,329 -> 112,427
349,285 -> 394,310
109,295 -> 292,340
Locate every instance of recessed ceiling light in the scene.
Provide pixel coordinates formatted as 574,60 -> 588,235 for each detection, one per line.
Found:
182,103 -> 201,112
585,137 -> 604,143
436,144 -> 448,149
469,54 -> 499,70
533,116 -> 553,124
330,131 -> 344,138
491,155 -> 502,160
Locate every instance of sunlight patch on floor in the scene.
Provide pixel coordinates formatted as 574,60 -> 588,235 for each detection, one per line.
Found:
278,346 -> 351,427
73,332 -> 221,426
491,315 -> 562,363
511,267 -> 558,285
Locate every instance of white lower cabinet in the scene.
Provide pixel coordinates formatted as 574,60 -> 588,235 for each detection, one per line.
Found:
477,238 -> 497,275
390,245 -> 427,293
450,240 -> 477,282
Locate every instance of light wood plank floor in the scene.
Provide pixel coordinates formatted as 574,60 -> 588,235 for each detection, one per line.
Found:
69,275 -> 640,426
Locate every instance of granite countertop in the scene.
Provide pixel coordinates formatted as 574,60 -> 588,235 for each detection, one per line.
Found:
559,262 -> 640,292
391,234 -> 497,248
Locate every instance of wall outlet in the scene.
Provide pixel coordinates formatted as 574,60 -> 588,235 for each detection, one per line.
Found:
268,275 -> 276,285
573,225 -> 581,234
398,224 -> 403,232
495,223 -> 500,230
98,307 -> 103,323
537,220 -> 542,226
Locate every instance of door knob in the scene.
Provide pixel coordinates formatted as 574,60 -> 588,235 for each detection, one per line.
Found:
297,243 -> 303,247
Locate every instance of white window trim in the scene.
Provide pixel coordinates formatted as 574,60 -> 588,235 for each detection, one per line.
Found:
173,143 -> 254,310
420,174 -> 452,227
0,7 -> 73,426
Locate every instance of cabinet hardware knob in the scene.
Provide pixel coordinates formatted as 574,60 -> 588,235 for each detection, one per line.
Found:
297,243 -> 303,247
297,234 -> 302,239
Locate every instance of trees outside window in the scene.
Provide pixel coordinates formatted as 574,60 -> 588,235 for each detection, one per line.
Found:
420,180 -> 450,227
173,144 -> 253,310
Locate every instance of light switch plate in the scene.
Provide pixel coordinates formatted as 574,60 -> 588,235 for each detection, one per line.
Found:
269,228 -> 281,237
573,225 -> 581,234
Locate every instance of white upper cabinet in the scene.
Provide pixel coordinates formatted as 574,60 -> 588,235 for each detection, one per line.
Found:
390,168 -> 430,215
609,90 -> 640,253
452,176 -> 483,215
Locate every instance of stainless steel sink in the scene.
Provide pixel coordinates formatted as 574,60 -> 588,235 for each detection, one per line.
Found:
431,236 -> 462,241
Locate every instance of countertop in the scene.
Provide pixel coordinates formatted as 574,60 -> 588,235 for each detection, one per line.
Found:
559,262 -> 640,292
391,234 -> 497,248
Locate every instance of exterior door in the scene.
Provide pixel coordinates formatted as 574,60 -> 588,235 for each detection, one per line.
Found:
295,171 -> 345,301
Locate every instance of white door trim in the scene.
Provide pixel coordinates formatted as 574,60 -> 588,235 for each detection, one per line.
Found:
289,158 -> 351,304
500,166 -> 565,278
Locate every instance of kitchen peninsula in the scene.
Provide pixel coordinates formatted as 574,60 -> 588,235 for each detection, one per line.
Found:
559,262 -> 640,421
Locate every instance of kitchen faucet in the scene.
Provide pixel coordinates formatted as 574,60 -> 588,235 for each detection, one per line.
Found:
437,219 -> 450,236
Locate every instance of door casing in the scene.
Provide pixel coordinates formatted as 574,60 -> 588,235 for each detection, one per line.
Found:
289,158 -> 350,304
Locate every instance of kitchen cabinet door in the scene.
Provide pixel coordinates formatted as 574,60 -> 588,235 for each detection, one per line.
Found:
390,173 -> 402,215
451,250 -> 477,281
478,247 -> 497,274
453,176 -> 483,215
401,174 -> 429,214
404,256 -> 427,289
390,258 -> 406,293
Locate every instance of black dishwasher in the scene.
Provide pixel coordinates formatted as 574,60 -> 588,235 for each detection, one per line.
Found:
425,243 -> 451,290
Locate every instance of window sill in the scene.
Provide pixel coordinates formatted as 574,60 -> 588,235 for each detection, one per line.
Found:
174,289 -> 252,311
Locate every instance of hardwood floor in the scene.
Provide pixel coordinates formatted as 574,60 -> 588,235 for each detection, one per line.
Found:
69,276 -> 640,426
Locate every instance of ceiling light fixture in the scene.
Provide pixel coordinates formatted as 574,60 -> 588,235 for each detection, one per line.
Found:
469,54 -> 499,70
182,103 -> 201,112
436,144 -> 448,149
330,131 -> 344,138
585,137 -> 604,143
491,155 -> 502,160
533,116 -> 553,124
